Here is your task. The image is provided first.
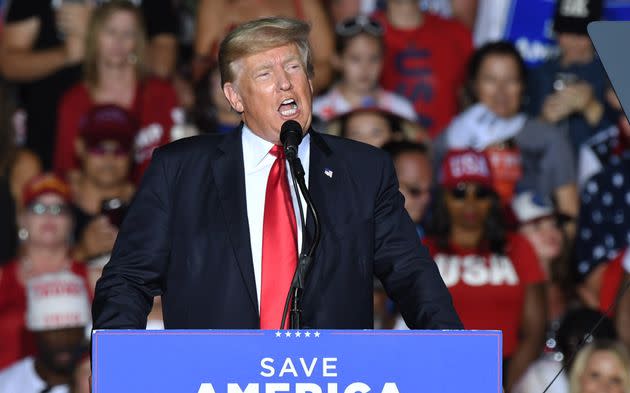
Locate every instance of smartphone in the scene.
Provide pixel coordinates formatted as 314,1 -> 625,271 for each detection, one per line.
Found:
101,198 -> 128,228
553,72 -> 579,91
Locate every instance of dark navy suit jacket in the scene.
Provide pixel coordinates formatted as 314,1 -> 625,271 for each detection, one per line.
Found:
92,127 -> 462,330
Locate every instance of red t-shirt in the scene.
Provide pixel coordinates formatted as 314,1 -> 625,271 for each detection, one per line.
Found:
54,78 -> 179,182
423,234 -> 545,356
372,12 -> 473,138
0,260 -> 89,370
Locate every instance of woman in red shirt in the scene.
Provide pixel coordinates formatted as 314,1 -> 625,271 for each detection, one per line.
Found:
424,149 -> 546,391
0,174 -> 88,370
54,1 -> 179,182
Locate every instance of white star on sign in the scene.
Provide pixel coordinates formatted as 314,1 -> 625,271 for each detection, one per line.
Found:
285,331 -> 292,337
275,331 -> 282,337
295,331 -> 301,337
314,331 -> 320,337
304,332 -> 311,337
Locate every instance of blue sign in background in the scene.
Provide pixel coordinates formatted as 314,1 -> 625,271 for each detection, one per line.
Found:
92,330 -> 502,393
504,0 -> 630,66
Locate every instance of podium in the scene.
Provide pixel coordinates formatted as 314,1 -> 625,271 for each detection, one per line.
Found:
91,330 -> 502,392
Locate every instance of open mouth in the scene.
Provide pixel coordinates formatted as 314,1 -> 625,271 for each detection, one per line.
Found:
278,98 -> 298,117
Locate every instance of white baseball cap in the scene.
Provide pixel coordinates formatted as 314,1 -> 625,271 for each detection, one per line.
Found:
26,271 -> 91,332
511,191 -> 555,224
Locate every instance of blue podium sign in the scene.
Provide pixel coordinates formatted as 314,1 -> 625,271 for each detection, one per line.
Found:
92,330 -> 502,393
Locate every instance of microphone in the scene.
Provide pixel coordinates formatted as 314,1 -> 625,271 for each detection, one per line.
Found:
277,120 -> 321,330
280,120 -> 303,161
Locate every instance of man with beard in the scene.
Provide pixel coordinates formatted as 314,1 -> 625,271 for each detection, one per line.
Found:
0,271 -> 91,392
69,105 -> 136,270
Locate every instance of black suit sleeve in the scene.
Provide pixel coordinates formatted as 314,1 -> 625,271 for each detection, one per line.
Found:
372,154 -> 463,329
92,148 -> 172,329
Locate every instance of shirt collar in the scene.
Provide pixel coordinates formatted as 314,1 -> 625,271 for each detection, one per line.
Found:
242,123 -> 311,171
242,124 -> 275,171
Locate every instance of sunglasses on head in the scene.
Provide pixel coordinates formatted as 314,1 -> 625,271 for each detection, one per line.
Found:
448,183 -> 493,200
27,202 -> 70,216
336,16 -> 384,37
87,144 -> 129,156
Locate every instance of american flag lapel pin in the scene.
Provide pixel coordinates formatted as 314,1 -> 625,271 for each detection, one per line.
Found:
324,168 -> 333,178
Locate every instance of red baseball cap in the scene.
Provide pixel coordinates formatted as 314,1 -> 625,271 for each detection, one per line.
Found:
79,104 -> 138,151
23,173 -> 71,206
439,149 -> 494,189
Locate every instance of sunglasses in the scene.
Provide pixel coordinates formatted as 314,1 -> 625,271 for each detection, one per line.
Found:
336,16 -> 384,37
447,183 -> 493,200
27,202 -> 70,216
87,144 -> 129,156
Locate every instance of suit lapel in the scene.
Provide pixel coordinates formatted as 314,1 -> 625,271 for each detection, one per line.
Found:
210,127 -> 258,311
302,131 -> 342,298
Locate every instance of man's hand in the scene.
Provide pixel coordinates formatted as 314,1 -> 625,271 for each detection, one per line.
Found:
56,3 -> 92,65
541,92 -> 574,123
541,82 -> 597,124
563,82 -> 596,113
56,3 -> 92,37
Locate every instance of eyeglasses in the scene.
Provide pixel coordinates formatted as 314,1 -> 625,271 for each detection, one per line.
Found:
336,16 -> 384,37
27,202 -> 70,216
448,183 -> 493,200
87,144 -> 129,156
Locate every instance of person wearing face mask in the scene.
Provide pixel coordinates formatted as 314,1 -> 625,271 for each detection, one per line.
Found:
0,174 -> 89,370
0,271 -> 91,392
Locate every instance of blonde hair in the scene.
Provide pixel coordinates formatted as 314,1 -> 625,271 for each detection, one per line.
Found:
83,0 -> 147,88
569,340 -> 630,393
218,17 -> 313,86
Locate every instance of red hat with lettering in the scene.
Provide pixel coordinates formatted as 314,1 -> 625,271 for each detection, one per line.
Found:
79,104 -> 138,151
22,173 -> 71,207
25,271 -> 91,331
439,149 -> 493,189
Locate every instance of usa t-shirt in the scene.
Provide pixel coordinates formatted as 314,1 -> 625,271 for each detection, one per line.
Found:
424,234 -> 545,356
372,11 -> 473,137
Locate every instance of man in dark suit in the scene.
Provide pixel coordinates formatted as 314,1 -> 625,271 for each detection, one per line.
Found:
92,17 -> 461,330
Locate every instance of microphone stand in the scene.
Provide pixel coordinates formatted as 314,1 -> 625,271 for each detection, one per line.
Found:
280,155 -> 321,330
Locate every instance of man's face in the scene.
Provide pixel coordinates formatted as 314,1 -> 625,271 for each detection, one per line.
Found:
557,32 -> 594,65
81,139 -> 131,188
223,44 -> 313,144
35,327 -> 86,375
394,152 -> 432,223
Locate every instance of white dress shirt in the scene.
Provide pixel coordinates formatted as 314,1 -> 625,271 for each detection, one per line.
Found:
242,125 -> 310,311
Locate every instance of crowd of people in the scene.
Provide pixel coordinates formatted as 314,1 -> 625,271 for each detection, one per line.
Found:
1,0 -> 629,392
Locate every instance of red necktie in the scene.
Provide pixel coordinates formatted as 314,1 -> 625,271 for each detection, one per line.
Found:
260,145 -> 298,329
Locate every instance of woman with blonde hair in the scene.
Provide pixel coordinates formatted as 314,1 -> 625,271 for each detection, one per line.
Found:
569,340 -> 630,393
54,0 -> 179,182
